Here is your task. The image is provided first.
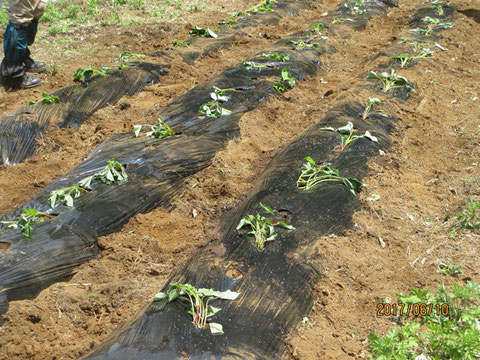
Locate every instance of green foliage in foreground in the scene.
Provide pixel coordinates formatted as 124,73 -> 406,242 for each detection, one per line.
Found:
369,282 -> 480,360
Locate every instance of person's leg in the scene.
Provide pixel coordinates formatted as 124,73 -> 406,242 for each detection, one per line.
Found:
1,0 -> 45,87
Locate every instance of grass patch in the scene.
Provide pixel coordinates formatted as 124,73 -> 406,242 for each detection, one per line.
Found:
369,282 -> 480,360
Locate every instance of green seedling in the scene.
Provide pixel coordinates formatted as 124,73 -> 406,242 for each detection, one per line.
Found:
133,119 -> 175,139
362,97 -> 381,120
438,262 -> 464,276
73,65 -> 109,83
345,0 -> 366,15
411,17 -> 453,37
236,203 -> 295,250
392,47 -> 433,67
28,92 -> 60,106
431,0 -> 448,16
287,39 -> 321,51
273,69 -> 296,93
456,199 -> 480,231
246,0 -> 275,13
260,52 -> 290,62
49,183 -> 87,208
321,122 -> 378,151
311,22 -> 324,35
1,209 -> 51,238
243,61 -> 268,70
230,11 -> 245,17
171,40 -> 190,47
189,26 -> 218,38
199,102 -> 232,118
296,157 -> 362,195
332,17 -> 354,24
88,158 -> 128,186
210,86 -> 237,102
366,69 -> 414,93
218,18 -> 238,26
115,51 -> 146,63
49,159 -> 127,208
153,283 -> 240,335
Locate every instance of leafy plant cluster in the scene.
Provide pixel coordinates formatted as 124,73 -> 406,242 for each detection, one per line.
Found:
369,282 -> 480,360
28,92 -> 60,106
133,119 -> 175,138
1,209 -> 51,238
261,52 -> 290,62
198,86 -> 236,119
362,97 -> 385,120
456,198 -> 480,231
411,16 -> 454,37
296,157 -> 362,195
367,69 -> 414,93
392,41 -> 434,68
321,122 -> 378,151
115,50 -> 146,63
286,22 -> 325,52
273,69 -> 296,93
73,65 -> 109,83
171,40 -> 190,47
153,283 -> 240,335
189,26 -> 218,38
343,0 -> 367,15
49,158 -> 128,208
332,17 -> 354,24
236,203 -> 295,250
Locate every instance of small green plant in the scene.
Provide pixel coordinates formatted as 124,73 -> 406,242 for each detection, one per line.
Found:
134,119 -> 175,139
210,86 -> 237,102
392,48 -> 433,67
366,70 -> 414,93
344,0 -> 366,15
332,17 -> 353,24
28,92 -> 60,106
49,159 -> 127,208
296,157 -> 362,195
311,22 -> 324,35
273,69 -> 296,93
46,63 -> 60,76
153,283 -> 240,334
73,66 -> 109,83
369,282 -> 480,360
1,209 -> 51,238
171,40 -> 190,47
236,203 -> 295,250
49,183 -> 87,208
115,50 -> 146,62
189,26 -> 218,38
260,52 -> 290,62
456,199 -> 480,231
230,11 -> 245,17
287,39 -> 321,51
411,16 -> 453,37
243,61 -> 268,70
246,0 -> 275,13
362,97 -> 381,120
218,18 -> 238,26
321,122 -> 378,151
431,0 -> 449,15
437,262 -> 464,276
199,102 -> 232,118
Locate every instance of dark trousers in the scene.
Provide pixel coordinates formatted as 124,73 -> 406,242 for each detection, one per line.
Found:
1,19 -> 38,80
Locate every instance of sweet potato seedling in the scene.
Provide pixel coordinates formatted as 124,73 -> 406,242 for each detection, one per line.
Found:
153,283 -> 240,335
311,22 -> 324,35
296,157 -> 362,195
210,86 -> 237,102
189,26 -> 218,38
236,203 -> 295,250
171,40 -> 190,47
261,52 -> 290,62
411,17 -> 453,37
1,209 -> 51,238
73,65 -> 109,83
332,17 -> 354,24
273,69 -> 296,93
49,159 -> 128,208
246,0 -> 275,13
367,70 -> 414,93
134,119 -> 175,139
115,51 -> 146,63
344,0 -> 366,15
362,97 -> 381,120
392,48 -> 433,67
243,61 -> 269,70
218,18 -> 238,26
28,92 -> 60,106
287,39 -> 321,51
321,122 -> 378,151
199,102 -> 232,118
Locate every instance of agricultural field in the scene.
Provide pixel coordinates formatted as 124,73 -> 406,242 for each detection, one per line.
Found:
0,0 -> 478,359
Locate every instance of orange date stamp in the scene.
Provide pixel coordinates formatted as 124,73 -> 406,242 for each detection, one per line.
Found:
376,303 -> 449,317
